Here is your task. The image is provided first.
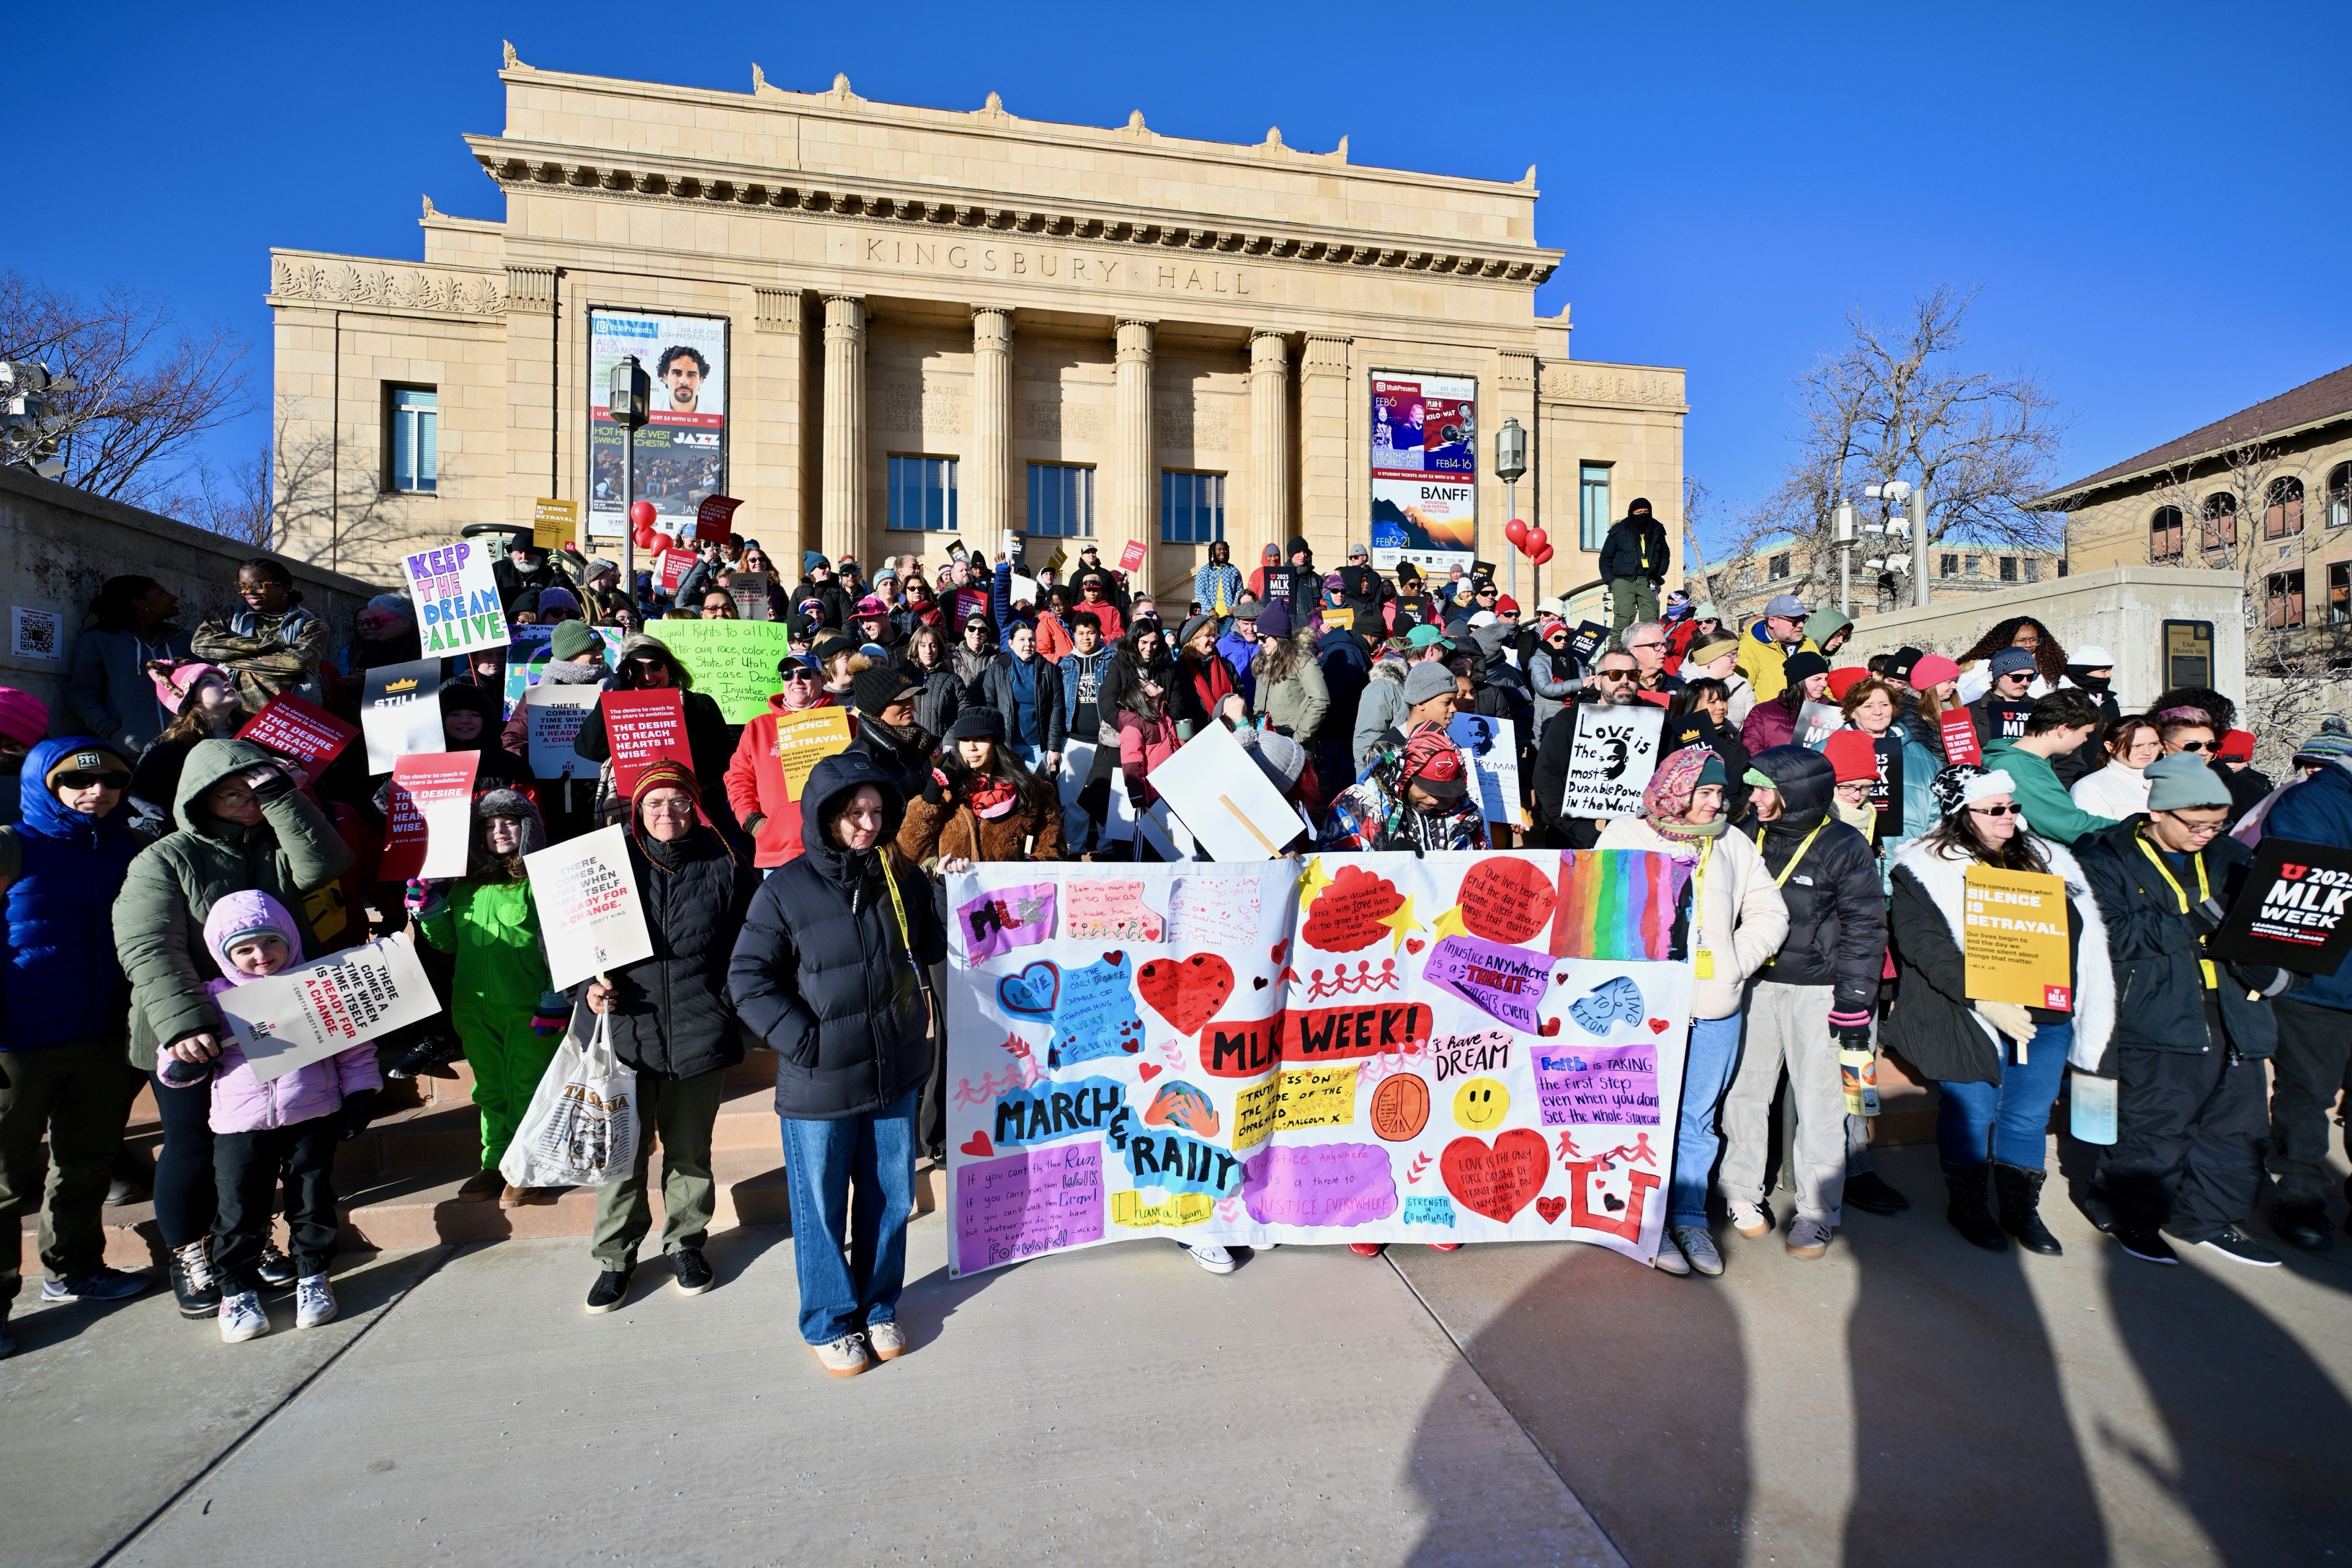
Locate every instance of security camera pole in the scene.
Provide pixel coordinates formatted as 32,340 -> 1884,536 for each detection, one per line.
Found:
608,355 -> 651,604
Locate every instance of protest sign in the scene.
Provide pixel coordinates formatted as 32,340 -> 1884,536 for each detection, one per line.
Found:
1559,703 -> 1665,821
1450,713 -> 1524,827
1145,721 -> 1306,860
360,659 -> 444,774
771,707 -> 854,796
1938,710 -> 1982,766
731,584 -> 775,622
1323,607 -> 1355,631
1982,700 -> 2033,744
1118,540 -> 1147,574
955,587 -> 991,626
532,497 -> 578,552
1663,709 -> 1717,755
1569,622 -> 1609,667
650,620 -> 794,723
526,824 -> 656,990
2207,837 -> 2352,976
1796,701 -> 1843,751
1009,574 -> 1040,607
213,934 -> 442,1084
601,689 -> 690,795
657,549 -> 698,597
1962,863 -> 2073,1011
236,693 -> 356,783
402,540 -> 509,659
694,494 -> 742,544
379,752 -> 480,882
1870,734 -> 1905,837
944,851 -> 1693,1276
1260,566 -> 1296,611
525,685 -> 602,778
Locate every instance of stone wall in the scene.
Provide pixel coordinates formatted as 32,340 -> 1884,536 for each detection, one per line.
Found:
0,464 -> 392,737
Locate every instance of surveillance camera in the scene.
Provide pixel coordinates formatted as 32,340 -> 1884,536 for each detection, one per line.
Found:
32,458 -> 65,481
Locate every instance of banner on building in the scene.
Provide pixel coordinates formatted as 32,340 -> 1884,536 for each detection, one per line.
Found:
213,934 -> 443,1084
379,752 -> 480,882
526,825 -> 656,990
402,540 -> 510,658
1559,704 -> 1665,821
587,309 -> 728,539
1369,371 -> 1478,573
945,851 -> 1693,1277
236,693 -> 357,784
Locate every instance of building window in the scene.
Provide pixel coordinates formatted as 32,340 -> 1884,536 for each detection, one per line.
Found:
1768,552 -> 1790,581
387,386 -> 437,493
1159,471 -> 1225,545
1964,555 -> 1979,576
2202,492 -> 2238,552
2328,463 -> 2351,530
2265,476 -> 2305,539
887,455 -> 958,533
1579,464 -> 1612,552
2000,556 -> 2018,582
2023,558 -> 2040,584
2057,558 -> 2068,577
2332,562 -> 2351,625
2150,505 -> 2184,561
2266,569 -> 2305,630
1940,553 -> 1958,578
1027,463 -> 1095,538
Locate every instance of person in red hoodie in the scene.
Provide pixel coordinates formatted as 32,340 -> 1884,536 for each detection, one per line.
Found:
724,654 -> 853,869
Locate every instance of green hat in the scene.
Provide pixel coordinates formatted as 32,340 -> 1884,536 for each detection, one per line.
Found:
550,620 -> 600,661
1405,625 -> 1453,651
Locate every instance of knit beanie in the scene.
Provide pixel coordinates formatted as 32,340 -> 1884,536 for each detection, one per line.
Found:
1819,729 -> 1879,784
949,706 -> 1006,743
1257,602 -> 1292,640
44,739 -> 133,790
1930,764 -> 2016,818
147,664 -> 223,719
852,664 -> 923,718
1989,647 -> 2037,678
2144,752 -> 2233,811
1783,651 -> 1830,686
1909,654 -> 1961,690
549,620 -> 600,661
1826,668 -> 1871,703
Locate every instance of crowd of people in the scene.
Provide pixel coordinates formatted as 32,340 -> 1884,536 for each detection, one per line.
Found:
3,507 -> 2347,1383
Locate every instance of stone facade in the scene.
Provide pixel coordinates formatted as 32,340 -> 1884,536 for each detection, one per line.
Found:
268,53 -> 1686,600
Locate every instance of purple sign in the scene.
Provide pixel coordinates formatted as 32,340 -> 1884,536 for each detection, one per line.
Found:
1424,934 -> 1554,1035
955,1142 -> 1104,1276
1533,1042 -> 1660,1126
956,881 -> 1057,963
1240,1141 -> 1398,1228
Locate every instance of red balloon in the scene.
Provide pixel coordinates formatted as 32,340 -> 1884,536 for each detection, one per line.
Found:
1523,527 -> 1548,554
633,525 -> 657,551
1530,543 -> 1555,567
628,500 -> 658,533
1504,517 -> 1529,550
652,531 -> 677,553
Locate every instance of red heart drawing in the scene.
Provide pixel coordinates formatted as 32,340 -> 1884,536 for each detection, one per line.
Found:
1270,940 -> 1288,963
959,1131 -> 994,1159
1121,1038 -> 1141,1053
1538,1017 -> 1562,1037
1647,1018 -> 1670,1035
1406,937 -> 1426,956
1536,1195 -> 1567,1225
1556,971 -> 1572,984
1136,953 -> 1234,1036
1139,1063 -> 1163,1082
1440,1129 -> 1550,1223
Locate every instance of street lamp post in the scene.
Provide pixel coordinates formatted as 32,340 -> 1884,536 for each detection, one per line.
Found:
1494,416 -> 1528,601
1832,498 -> 1857,615
608,355 -> 651,603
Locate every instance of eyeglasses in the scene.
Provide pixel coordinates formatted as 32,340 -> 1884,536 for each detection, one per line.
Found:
1593,668 -> 1637,682
56,772 -> 128,790
1969,803 -> 2021,818
642,799 -> 697,818
2173,739 -> 2211,752
2156,812 -> 2227,838
208,788 -> 258,808
1627,640 -> 1665,652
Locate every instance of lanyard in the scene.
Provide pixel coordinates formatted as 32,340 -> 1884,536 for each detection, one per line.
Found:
1690,835 -> 1714,939
2136,831 -> 2218,989
1752,820 -> 1826,889
878,856 -> 913,961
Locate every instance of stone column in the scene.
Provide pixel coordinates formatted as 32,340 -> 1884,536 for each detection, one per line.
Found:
819,294 -> 866,566
751,287 -> 806,562
1113,318 -> 1155,589
1299,333 -> 1353,564
1248,331 -> 1291,547
502,266 -> 558,543
969,307 -> 1012,551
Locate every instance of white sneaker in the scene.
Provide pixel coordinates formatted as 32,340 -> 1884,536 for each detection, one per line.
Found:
1672,1225 -> 1725,1276
1652,1231 -> 1690,1274
1727,1200 -> 1773,1239
1784,1216 -> 1833,1260
1180,1242 -> 1236,1275
865,1319 -> 908,1360
218,1291 -> 270,1342
810,1332 -> 869,1378
294,1273 -> 338,1329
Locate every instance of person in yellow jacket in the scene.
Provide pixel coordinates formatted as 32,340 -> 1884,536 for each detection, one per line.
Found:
1737,593 -> 1817,705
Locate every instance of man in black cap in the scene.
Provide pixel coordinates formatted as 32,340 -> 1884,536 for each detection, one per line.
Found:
845,663 -> 934,802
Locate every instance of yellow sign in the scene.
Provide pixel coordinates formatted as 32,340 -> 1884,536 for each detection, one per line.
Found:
1232,1065 -> 1360,1151
532,497 -> 579,552
771,707 -> 855,798
1322,607 -> 1355,630
1963,863 -> 2073,1010
1110,1190 -> 1215,1229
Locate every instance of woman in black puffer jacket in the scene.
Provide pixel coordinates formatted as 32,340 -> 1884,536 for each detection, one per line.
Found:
727,749 -> 945,1378
575,760 -> 759,1314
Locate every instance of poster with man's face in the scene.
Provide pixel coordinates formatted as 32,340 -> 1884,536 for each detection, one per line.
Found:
588,310 -> 729,539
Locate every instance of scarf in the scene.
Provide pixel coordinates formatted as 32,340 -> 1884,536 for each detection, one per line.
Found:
966,776 -> 1020,820
538,658 -> 606,686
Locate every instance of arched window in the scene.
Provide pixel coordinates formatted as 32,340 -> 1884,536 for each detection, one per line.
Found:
2326,463 -> 2350,531
2201,491 -> 2238,552
2150,504 -> 2184,561
2264,476 -> 2305,539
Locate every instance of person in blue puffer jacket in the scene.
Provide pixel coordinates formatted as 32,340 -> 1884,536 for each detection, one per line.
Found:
0,736 -> 151,1350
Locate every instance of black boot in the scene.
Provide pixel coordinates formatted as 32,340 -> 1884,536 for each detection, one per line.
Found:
386,1028 -> 465,1080
1941,1161 -> 2008,1252
170,1239 -> 221,1320
1992,1162 -> 2062,1255
1844,1169 -> 1910,1216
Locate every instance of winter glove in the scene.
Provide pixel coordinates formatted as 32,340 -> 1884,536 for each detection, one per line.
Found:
1975,999 -> 2037,1046
925,768 -> 953,807
1827,1010 -> 1874,1054
530,989 -> 571,1036
337,1087 -> 382,1141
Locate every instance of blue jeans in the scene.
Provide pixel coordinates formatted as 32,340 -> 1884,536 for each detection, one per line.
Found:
779,1090 -> 919,1346
1670,1012 -> 1747,1226
1937,1022 -> 2072,1169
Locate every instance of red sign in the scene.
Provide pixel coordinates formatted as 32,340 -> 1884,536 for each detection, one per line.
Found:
954,587 -> 992,627
657,548 -> 698,595
1118,539 -> 1148,574
235,693 -> 357,784
601,688 -> 692,796
694,494 -> 742,543
1938,710 -> 1981,765
378,752 -> 481,883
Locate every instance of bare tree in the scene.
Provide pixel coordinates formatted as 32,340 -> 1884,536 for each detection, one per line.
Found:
167,440 -> 276,548
0,270 -> 251,509
1732,285 -> 2066,610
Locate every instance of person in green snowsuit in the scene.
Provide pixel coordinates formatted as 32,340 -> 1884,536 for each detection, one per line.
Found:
415,789 -> 568,1206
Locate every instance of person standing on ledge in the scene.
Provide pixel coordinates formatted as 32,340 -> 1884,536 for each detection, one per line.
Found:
1599,496 -> 1670,635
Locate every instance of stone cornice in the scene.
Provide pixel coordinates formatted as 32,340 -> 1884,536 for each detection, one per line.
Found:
463,135 -> 1560,288
1540,362 -> 1688,414
267,251 -> 507,318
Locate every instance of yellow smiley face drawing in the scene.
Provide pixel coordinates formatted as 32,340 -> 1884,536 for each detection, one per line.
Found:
1452,1077 -> 1510,1131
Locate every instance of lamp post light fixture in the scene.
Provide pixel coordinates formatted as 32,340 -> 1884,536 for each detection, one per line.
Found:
608,354 -> 651,600
1494,416 -> 1528,600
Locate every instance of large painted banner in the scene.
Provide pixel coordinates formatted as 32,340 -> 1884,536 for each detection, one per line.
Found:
587,308 -> 728,540
945,850 -> 1694,1278
1368,370 -> 1477,574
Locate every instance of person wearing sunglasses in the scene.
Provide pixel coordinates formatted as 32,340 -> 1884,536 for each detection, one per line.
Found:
1980,689 -> 2121,847
723,655 -> 845,870
1531,651 -> 1645,851
1967,647 -> 2042,748
2076,753 -> 2294,1269
1886,763 -> 2114,1257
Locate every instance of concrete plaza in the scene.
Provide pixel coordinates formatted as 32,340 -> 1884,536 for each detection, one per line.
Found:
3,1144 -> 2346,1568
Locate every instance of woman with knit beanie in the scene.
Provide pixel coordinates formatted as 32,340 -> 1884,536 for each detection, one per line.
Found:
1599,744 -> 1788,1277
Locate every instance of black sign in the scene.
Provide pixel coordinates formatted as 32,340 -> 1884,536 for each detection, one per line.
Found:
2209,837 -> 2352,976
1665,710 -> 1718,754
1984,700 -> 2033,741
1871,734 -> 1905,838
1261,566 -> 1297,610
1570,621 -> 1610,666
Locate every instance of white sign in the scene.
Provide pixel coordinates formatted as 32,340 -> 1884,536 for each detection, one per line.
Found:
1559,703 -> 1666,821
525,685 -> 602,779
1796,701 -> 1843,752
213,934 -> 442,1084
402,540 -> 510,659
1143,721 -> 1301,861
10,606 -> 62,662
1451,713 -> 1524,827
525,825 -> 656,990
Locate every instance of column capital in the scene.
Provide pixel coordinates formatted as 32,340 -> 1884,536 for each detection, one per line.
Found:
753,286 -> 802,333
1249,331 -> 1290,373
822,294 -> 865,343
971,305 -> 1012,351
1302,333 -> 1352,374
1115,317 -> 1154,366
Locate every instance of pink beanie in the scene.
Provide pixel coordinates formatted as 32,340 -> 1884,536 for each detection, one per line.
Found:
151,661 -> 228,716
0,687 -> 49,747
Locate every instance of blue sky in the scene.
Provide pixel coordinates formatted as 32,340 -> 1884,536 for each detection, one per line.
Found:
12,3 -> 2348,552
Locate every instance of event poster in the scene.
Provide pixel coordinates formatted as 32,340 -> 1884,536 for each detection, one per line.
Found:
601,689 -> 690,795
401,540 -> 509,658
945,851 -> 1694,1277
2208,837 -> 2352,976
526,825 -> 656,990
1369,371 -> 1477,573
213,934 -> 442,1084
587,308 -> 728,539
1559,704 -> 1666,821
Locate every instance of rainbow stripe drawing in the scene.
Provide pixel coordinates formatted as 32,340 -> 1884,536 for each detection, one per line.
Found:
1551,849 -> 1690,963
